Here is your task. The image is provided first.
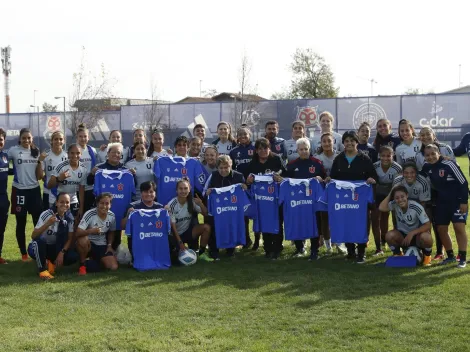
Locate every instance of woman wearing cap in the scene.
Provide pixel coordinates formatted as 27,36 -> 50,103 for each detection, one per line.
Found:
328,130 -> 378,263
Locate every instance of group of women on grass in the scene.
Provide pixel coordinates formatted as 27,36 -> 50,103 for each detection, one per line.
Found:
0,111 -> 468,278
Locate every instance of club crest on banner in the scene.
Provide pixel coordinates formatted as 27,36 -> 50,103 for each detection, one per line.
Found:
353,103 -> 386,130
296,106 -> 318,128
43,115 -> 63,144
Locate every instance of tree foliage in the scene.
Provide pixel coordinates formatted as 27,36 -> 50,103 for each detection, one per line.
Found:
272,48 -> 339,99
68,47 -> 117,137
42,103 -> 58,112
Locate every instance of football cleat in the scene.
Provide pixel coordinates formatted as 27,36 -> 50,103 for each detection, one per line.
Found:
47,261 -> 56,275
422,255 -> 432,266
372,249 -> 384,256
78,265 -> 87,276
199,253 -> 214,262
39,270 -> 54,280
433,254 -> 444,261
21,254 -> 29,262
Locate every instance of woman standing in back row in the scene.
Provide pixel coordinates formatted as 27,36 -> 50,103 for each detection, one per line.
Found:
395,119 -> 421,166
76,124 -> 98,213
212,121 -> 237,155
373,118 -> 401,151
8,128 -> 44,261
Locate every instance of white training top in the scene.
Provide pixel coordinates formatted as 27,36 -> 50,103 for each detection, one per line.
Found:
124,157 -> 155,200
396,139 -> 422,166
8,146 -> 40,189
78,208 -> 117,246
78,145 -> 97,191
51,160 -> 88,204
167,197 -> 201,235
42,149 -> 68,195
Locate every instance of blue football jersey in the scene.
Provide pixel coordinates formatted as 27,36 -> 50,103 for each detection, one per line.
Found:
279,178 -> 323,240
250,175 -> 280,234
153,156 -> 206,206
208,184 -> 251,248
94,169 -> 136,231
125,209 -> 171,271
320,180 -> 373,243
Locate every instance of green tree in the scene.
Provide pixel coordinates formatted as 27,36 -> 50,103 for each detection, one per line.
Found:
42,102 -> 58,112
272,48 -> 339,99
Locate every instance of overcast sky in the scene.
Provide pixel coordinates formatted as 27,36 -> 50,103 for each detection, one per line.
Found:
1,0 -> 468,113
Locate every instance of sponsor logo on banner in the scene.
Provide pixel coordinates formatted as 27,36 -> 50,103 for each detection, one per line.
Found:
352,103 -> 386,130
419,102 -> 455,128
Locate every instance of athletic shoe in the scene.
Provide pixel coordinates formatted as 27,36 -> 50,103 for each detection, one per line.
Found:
199,253 -> 214,262
271,252 -> 280,260
308,252 -> 320,261
292,248 -> 306,258
422,255 -> 432,266
457,259 -> 467,269
47,261 -> 56,275
372,249 -> 384,256
433,254 -> 444,261
78,265 -> 87,276
21,254 -> 29,262
439,257 -> 456,266
39,270 -> 54,280
0,257 -> 8,264
356,256 -> 366,264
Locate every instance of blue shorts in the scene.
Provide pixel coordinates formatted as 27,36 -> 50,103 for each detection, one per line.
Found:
89,243 -> 113,261
434,202 -> 468,225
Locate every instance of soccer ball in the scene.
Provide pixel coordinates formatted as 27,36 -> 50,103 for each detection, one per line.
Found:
405,246 -> 422,264
116,244 -> 132,265
178,249 -> 197,266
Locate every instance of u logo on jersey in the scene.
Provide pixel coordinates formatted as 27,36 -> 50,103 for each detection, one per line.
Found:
388,174 -> 393,180
105,221 -> 110,228
414,146 -> 420,152
406,215 -> 413,221
155,221 -> 163,229
413,189 -> 418,195
231,195 -> 237,203
309,166 -> 315,174
78,172 -> 82,178
181,168 -> 187,175
268,186 -> 275,194
146,163 -> 151,169
117,183 -> 124,191
439,169 -> 445,177
353,192 -> 359,201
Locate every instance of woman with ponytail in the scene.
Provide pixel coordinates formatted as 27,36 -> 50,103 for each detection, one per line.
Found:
8,128 -> 44,261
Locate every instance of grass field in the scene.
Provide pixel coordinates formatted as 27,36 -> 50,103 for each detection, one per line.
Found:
1,158 -> 469,352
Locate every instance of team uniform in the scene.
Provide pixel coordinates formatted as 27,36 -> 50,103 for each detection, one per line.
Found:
415,142 -> 454,171
282,138 -> 314,163
97,146 -> 129,164
453,133 -> 470,174
125,209 -> 171,271
311,131 -> 344,154
388,200 -> 430,247
373,161 -> 402,203
8,146 -> 43,256
421,158 -> 469,225
79,144 -> 98,212
286,156 -> 326,179
124,157 -> 154,200
153,156 -> 206,206
27,209 -> 78,272
320,181 -> 374,244
0,149 -> 11,259
212,139 -> 237,155
357,143 -> 378,163
207,184 -> 251,249
78,208 -> 116,261
42,150 -> 67,209
314,152 -> 339,177
392,174 -> 431,203
94,169 -> 135,232
395,139 -> 422,166
167,197 -> 201,245
374,133 -> 401,151
150,150 -> 170,159
229,143 -> 255,176
51,160 -> 88,215
266,136 -> 285,156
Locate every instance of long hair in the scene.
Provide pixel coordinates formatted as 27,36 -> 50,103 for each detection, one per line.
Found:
147,129 -> 163,157
398,119 -> 417,141
316,132 -> 334,155
18,128 -> 39,158
217,121 -> 235,142
176,178 -> 194,214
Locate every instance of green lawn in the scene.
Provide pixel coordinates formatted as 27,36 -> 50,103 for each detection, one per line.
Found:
1,158 -> 469,352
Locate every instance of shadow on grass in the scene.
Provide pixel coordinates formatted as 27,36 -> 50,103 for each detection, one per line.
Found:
0,246 -> 467,308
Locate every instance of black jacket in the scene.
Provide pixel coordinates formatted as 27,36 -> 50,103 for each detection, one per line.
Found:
206,169 -> 245,189
244,153 -> 286,179
330,151 -> 378,182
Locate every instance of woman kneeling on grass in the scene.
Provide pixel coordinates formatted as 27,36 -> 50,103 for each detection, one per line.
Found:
28,193 -> 78,280
379,185 -> 433,266
167,179 -> 213,263
76,192 -> 119,275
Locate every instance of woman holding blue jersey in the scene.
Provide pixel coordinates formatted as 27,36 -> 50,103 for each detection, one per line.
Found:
421,144 -> 469,268
328,130 -> 378,264
76,124 -> 98,213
